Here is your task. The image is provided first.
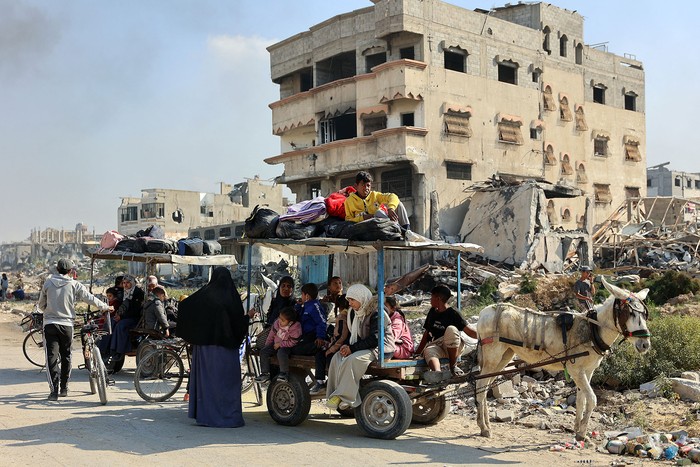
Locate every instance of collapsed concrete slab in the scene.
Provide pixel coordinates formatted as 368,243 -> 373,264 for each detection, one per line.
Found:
459,180 -> 592,273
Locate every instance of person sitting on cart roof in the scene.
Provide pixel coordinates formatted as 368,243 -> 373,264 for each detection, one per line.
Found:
344,171 -> 411,231
143,285 -> 170,338
325,284 -> 395,410
291,283 -> 328,385
415,285 -> 477,377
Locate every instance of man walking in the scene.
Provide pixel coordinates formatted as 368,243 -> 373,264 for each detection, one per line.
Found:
574,266 -> 596,312
39,258 -> 112,401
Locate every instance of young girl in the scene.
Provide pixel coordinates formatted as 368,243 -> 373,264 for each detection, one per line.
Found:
385,296 -> 414,359
256,306 -> 302,383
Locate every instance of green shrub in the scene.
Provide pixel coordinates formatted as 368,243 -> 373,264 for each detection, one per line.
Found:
644,271 -> 700,305
519,274 -> 537,294
478,277 -> 498,305
593,315 -> 700,389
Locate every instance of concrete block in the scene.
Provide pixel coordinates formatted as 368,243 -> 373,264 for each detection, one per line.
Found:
639,380 -> 660,397
492,380 -> 519,398
671,378 -> 700,402
495,410 -> 514,422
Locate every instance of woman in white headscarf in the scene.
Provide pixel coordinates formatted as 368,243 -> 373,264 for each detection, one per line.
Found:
325,284 -> 395,410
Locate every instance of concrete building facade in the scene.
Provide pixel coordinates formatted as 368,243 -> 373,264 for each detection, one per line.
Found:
265,0 -> 646,236
647,165 -> 700,199
117,178 -> 286,238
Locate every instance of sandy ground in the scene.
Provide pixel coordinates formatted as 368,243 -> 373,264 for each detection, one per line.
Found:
0,308 -> 618,466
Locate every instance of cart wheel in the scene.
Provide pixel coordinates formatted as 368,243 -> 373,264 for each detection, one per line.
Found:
411,395 -> 450,425
23,329 -> 45,368
356,379 -> 412,439
266,371 -> 311,426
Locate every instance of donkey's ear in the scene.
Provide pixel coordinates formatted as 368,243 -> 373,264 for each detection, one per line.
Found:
635,288 -> 649,301
602,276 -> 629,299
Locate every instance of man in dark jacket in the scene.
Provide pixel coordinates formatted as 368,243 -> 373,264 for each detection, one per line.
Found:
39,258 -> 112,400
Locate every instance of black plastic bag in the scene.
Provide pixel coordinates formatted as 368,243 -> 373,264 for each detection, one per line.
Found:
244,205 -> 279,239
339,218 -> 403,241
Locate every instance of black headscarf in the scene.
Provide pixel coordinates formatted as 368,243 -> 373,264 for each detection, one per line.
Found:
177,267 -> 248,349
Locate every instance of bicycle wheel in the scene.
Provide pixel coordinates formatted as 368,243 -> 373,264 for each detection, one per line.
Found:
86,352 -> 97,395
134,348 -> 184,403
135,338 -> 156,367
23,329 -> 45,368
92,347 -> 108,405
240,344 -> 255,394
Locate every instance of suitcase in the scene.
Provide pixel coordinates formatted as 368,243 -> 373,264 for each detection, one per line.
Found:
178,238 -> 204,256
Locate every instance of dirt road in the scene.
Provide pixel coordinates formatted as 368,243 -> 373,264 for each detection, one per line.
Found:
0,311 -> 614,466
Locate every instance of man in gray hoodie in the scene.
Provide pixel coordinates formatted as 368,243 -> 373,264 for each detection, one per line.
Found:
39,258 -> 113,401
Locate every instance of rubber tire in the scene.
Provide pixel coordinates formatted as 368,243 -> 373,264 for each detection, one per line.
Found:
23,329 -> 45,368
86,354 -> 97,395
134,349 -> 184,403
355,379 -> 412,439
135,338 -> 156,367
93,347 -> 108,405
411,395 -> 450,425
266,370 -> 311,426
240,348 -> 255,395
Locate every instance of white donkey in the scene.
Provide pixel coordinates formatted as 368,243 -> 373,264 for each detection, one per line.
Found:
476,277 -> 651,441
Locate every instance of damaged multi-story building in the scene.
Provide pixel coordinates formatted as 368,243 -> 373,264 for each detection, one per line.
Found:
264,0 -> 646,241
117,177 -> 286,239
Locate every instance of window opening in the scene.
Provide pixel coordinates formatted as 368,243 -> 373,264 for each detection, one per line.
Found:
365,52 -> 387,73
544,144 -> 557,165
444,49 -> 466,73
559,96 -> 572,121
446,162 -> 472,180
625,187 -> 641,199
593,85 -> 606,104
309,182 -> 322,199
575,43 -> 583,64
401,113 -> 415,126
576,163 -> 588,184
624,138 -> 642,162
140,203 -> 165,219
120,206 -> 138,222
319,113 -> 357,144
219,227 -> 232,237
204,229 -> 216,240
594,138 -> 609,157
444,113 -> 472,137
399,47 -> 415,60
543,85 -> 556,111
625,92 -> 637,111
497,120 -> 523,145
543,26 -> 551,54
316,51 -> 356,86
381,168 -> 412,198
561,208 -> 571,221
362,115 -> 387,136
675,177 -> 682,187
300,68 -> 313,92
575,106 -> 588,131
559,34 -> 568,57
498,61 -> 518,85
561,154 -> 573,175
593,184 -> 612,203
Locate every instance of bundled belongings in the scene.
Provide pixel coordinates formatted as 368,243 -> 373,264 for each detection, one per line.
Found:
275,221 -> 320,240
202,240 -> 222,255
338,218 -> 403,241
135,224 -> 165,239
244,205 -> 279,239
178,238 -> 205,256
278,196 -> 327,224
133,237 -> 178,254
99,230 -> 124,251
324,186 -> 356,219
114,237 -> 137,251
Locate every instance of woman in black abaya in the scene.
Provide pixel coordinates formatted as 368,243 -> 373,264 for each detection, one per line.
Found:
177,267 -> 248,427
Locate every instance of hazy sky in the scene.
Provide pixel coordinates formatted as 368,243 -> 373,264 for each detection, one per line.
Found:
1,0 -> 696,242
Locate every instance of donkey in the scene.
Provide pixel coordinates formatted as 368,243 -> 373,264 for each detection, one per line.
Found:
475,277 -> 651,441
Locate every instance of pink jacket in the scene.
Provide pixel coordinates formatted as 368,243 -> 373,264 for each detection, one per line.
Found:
390,311 -> 414,359
265,319 -> 302,348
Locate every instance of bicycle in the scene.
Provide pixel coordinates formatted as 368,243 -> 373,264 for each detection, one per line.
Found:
21,310 -> 45,368
78,311 -> 110,405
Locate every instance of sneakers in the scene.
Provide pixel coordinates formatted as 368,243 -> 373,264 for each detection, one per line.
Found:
451,365 -> 465,377
183,392 -> 190,402
338,401 -> 352,411
309,381 -> 326,395
47,392 -> 58,401
326,395 -> 342,410
59,386 -> 68,397
277,373 -> 288,383
254,373 -> 270,383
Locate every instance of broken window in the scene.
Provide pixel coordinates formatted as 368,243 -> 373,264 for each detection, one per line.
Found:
543,85 -> 556,111
576,163 -> 588,184
498,61 -> 518,85
200,205 -> 213,217
362,115 -> 387,136
543,26 -> 552,54
316,51 -> 356,86
444,113 -> 472,137
575,105 -> 588,131
120,206 -> 138,222
219,227 -> 232,237
204,229 -> 216,240
140,203 -> 165,219
401,113 -> 415,126
446,162 -> 472,180
365,52 -> 387,73
444,49 -> 467,73
400,47 -> 415,60
594,136 -> 609,157
560,34 -> 568,57
575,43 -> 583,65
593,85 -> 606,104
559,96 -> 572,121
319,112 -> 357,144
561,154 -> 573,175
593,183 -> 613,204
625,92 -> 637,111
381,167 -> 412,198
625,187 -> 641,199
497,119 -> 523,145
309,182 -> 321,199
300,68 -> 313,92
624,137 -> 642,162
544,144 -> 557,165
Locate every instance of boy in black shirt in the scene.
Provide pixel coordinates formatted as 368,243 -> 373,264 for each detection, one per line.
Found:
415,285 -> 476,376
